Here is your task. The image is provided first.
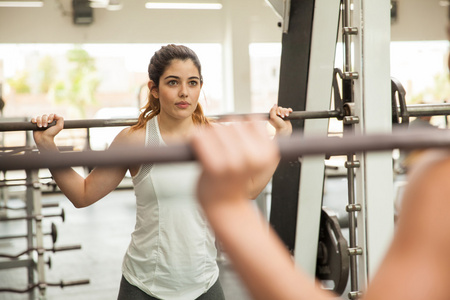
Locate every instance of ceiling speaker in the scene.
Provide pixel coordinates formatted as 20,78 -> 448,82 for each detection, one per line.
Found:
72,0 -> 93,25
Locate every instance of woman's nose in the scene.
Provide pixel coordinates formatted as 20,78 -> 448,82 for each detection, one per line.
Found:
179,83 -> 188,98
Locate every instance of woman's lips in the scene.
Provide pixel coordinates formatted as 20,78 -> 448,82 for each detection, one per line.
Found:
175,101 -> 190,109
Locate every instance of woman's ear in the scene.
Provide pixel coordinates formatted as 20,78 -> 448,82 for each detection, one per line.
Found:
148,81 -> 159,99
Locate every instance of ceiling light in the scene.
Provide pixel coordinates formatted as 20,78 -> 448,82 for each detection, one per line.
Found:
0,0 -> 43,7
107,4 -> 122,10
90,1 -> 107,8
107,0 -> 122,10
89,0 -> 122,10
145,2 -> 222,10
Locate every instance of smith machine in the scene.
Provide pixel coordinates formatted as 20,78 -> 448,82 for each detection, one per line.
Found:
269,0 -> 393,298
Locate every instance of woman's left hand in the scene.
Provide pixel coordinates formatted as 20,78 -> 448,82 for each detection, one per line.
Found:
269,104 -> 293,136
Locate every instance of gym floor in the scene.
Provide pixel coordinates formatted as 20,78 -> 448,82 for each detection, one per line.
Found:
0,174 -> 352,300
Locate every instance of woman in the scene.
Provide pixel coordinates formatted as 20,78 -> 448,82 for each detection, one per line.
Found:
32,44 -> 292,299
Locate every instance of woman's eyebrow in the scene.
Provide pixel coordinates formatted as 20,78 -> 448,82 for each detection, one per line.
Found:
163,75 -> 200,80
164,75 -> 180,80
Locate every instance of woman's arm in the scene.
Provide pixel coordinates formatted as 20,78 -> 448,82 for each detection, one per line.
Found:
194,120 -> 450,300
246,104 -> 293,199
192,121 -> 334,300
32,113 -> 129,208
364,153 -> 450,300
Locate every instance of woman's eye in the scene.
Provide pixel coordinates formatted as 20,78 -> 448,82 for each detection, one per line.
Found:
168,80 -> 177,86
189,81 -> 198,86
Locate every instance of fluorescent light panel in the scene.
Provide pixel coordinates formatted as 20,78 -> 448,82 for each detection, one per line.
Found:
90,1 -> 107,8
0,0 -> 43,7
145,2 -> 222,10
89,0 -> 122,10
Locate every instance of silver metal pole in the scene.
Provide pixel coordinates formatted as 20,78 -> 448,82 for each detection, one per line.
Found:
0,128 -> 449,171
0,110 -> 342,132
1,103 -> 449,132
343,0 -> 353,73
404,104 -> 450,117
342,0 -> 361,293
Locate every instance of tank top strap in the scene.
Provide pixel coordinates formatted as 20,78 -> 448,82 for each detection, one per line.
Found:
132,117 -> 162,185
146,116 -> 163,147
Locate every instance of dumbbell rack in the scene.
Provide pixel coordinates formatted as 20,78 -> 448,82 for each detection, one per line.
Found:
0,128 -> 89,299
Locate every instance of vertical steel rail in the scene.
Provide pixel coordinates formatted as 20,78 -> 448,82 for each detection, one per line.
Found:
24,132 -> 36,300
25,168 -> 46,299
342,0 -> 361,297
343,0 -> 352,73
352,0 -> 393,297
345,134 -> 361,298
32,170 -> 46,298
25,169 -> 35,300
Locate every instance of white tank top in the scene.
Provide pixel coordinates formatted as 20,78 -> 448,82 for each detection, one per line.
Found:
122,117 -> 219,300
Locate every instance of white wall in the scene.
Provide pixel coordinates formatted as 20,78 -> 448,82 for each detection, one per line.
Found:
391,0 -> 448,41
0,0 -> 282,43
0,0 -> 447,43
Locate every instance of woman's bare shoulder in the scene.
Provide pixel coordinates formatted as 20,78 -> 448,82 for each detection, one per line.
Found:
111,126 -> 145,147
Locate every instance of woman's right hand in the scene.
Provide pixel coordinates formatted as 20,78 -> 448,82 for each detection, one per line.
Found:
31,113 -> 64,151
192,120 -> 279,211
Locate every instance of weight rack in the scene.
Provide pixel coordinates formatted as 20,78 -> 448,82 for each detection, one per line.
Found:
0,122 -> 89,299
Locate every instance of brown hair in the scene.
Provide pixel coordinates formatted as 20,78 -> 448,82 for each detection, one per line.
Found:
132,44 -> 210,130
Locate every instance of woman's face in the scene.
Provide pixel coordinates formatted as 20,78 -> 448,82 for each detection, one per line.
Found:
151,59 -> 202,121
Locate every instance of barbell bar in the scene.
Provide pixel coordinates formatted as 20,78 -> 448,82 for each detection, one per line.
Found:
0,146 -> 74,155
406,103 -> 450,117
0,118 -> 138,132
0,104 -> 448,133
0,110 -> 342,132
0,127 -> 449,172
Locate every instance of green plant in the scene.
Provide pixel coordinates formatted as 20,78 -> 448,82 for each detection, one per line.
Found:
51,46 -> 100,118
409,72 -> 450,104
37,55 -> 56,94
7,71 -> 31,94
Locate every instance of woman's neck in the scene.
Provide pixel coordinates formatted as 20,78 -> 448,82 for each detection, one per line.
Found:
157,114 -> 196,142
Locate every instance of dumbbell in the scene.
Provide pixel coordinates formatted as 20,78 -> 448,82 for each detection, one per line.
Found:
0,222 -> 58,243
0,209 -> 65,222
0,279 -> 90,293
0,244 -> 82,259
0,202 -> 59,211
